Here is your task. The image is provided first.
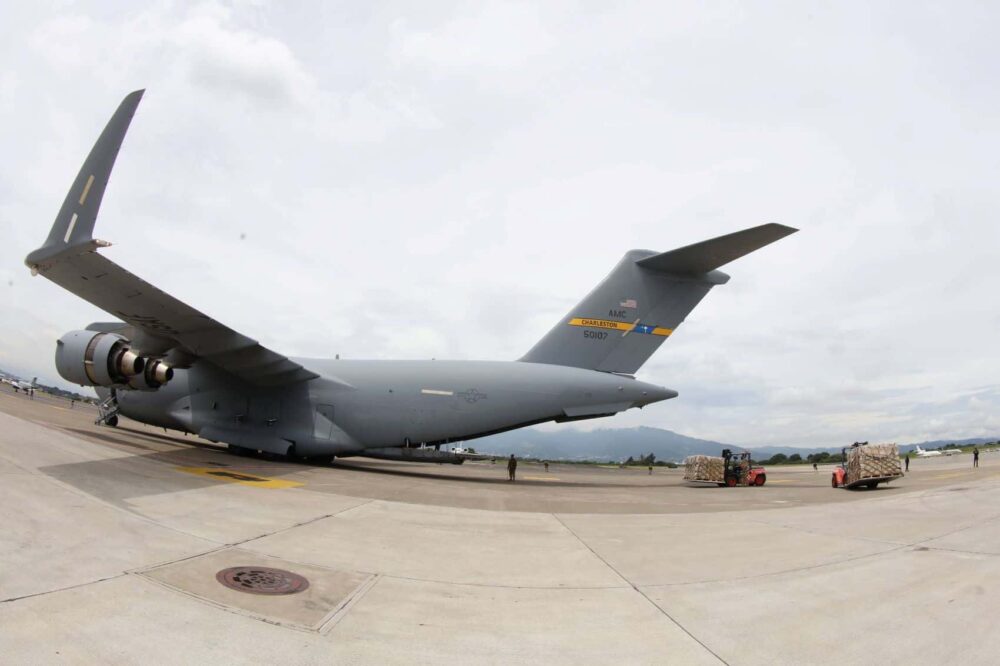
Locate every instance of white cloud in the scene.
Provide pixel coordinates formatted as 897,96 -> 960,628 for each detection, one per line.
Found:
1,1 -> 999,448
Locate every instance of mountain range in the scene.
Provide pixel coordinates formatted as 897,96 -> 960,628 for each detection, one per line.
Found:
475,425 -> 1000,462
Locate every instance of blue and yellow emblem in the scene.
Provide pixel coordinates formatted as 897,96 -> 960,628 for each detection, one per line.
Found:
568,318 -> 672,336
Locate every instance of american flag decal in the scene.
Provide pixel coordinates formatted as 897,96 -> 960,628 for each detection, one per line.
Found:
620,298 -> 637,309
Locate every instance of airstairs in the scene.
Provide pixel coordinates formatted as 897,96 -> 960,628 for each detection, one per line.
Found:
96,391 -> 120,426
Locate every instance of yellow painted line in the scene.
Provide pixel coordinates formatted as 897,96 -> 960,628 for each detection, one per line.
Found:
176,466 -> 303,489
567,318 -> 672,336
79,174 -> 95,204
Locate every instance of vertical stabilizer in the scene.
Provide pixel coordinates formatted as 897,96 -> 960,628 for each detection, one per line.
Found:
519,224 -> 796,374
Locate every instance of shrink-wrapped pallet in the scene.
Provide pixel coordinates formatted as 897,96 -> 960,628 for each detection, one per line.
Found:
684,455 -> 725,482
845,443 -> 902,483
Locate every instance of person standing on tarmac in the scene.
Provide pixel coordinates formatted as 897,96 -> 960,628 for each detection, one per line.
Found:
973,447 -> 980,469
507,454 -> 518,482
905,452 -> 910,472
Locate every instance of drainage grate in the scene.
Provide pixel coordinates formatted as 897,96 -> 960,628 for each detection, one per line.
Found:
216,566 -> 310,595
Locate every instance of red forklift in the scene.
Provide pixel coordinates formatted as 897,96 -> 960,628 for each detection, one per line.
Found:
720,449 -> 767,487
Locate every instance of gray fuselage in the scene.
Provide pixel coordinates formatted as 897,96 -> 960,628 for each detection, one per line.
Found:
116,359 -> 676,457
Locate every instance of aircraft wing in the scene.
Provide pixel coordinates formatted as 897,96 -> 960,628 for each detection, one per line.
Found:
24,90 -> 318,388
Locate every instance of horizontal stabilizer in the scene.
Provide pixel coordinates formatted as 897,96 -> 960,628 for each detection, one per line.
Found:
636,223 -> 797,276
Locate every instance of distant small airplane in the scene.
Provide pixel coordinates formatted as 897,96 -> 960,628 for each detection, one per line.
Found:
12,377 -> 37,394
914,446 -> 962,458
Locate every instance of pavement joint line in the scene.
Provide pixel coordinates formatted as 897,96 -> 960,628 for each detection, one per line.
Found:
551,514 -> 730,666
229,498 -> 376,548
639,544 -> 913,589
740,517 -> 925,548
908,510 -> 1000,546
639,509 -> 1000,589
0,439 -> 224,546
1,574 -> 126,604
318,573 -> 383,635
358,573 -> 631,591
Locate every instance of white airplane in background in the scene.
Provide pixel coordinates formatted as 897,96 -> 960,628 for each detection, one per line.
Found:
12,377 -> 37,394
914,446 -> 962,457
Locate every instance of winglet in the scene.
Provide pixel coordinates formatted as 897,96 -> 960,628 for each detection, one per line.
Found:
635,223 -> 797,276
25,89 -> 144,271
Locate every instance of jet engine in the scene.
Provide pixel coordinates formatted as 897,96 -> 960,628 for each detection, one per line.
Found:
127,358 -> 174,390
55,330 -> 172,390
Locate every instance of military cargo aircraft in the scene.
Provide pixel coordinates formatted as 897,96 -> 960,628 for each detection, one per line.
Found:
25,90 -> 796,463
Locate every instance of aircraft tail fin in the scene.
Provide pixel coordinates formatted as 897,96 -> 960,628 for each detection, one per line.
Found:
25,90 -> 144,271
519,223 -> 796,374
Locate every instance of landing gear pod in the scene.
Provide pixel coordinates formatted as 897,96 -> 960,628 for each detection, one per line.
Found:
55,330 -> 146,387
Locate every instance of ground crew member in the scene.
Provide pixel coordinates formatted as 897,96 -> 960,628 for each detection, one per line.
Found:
544,461 -> 549,473
973,447 -> 980,468
648,464 -> 653,475
905,452 -> 910,472
507,454 -> 517,482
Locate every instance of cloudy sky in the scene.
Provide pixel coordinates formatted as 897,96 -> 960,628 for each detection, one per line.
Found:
1,1 -> 998,448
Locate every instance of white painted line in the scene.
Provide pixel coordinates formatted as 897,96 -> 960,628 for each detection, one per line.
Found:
421,389 -> 453,396
63,213 -> 79,243
78,174 -> 95,205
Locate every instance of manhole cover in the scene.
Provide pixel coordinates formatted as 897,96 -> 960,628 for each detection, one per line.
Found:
216,566 -> 310,595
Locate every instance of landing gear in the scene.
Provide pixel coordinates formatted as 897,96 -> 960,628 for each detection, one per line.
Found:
96,390 -> 120,427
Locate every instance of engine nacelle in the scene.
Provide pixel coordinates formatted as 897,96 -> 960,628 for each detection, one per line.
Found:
55,330 -> 149,388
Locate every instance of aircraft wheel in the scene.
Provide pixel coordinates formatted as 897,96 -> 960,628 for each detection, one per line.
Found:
312,455 -> 334,465
106,415 -> 118,427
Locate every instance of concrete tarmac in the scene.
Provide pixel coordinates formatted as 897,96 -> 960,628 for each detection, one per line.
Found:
1,387 -> 998,664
